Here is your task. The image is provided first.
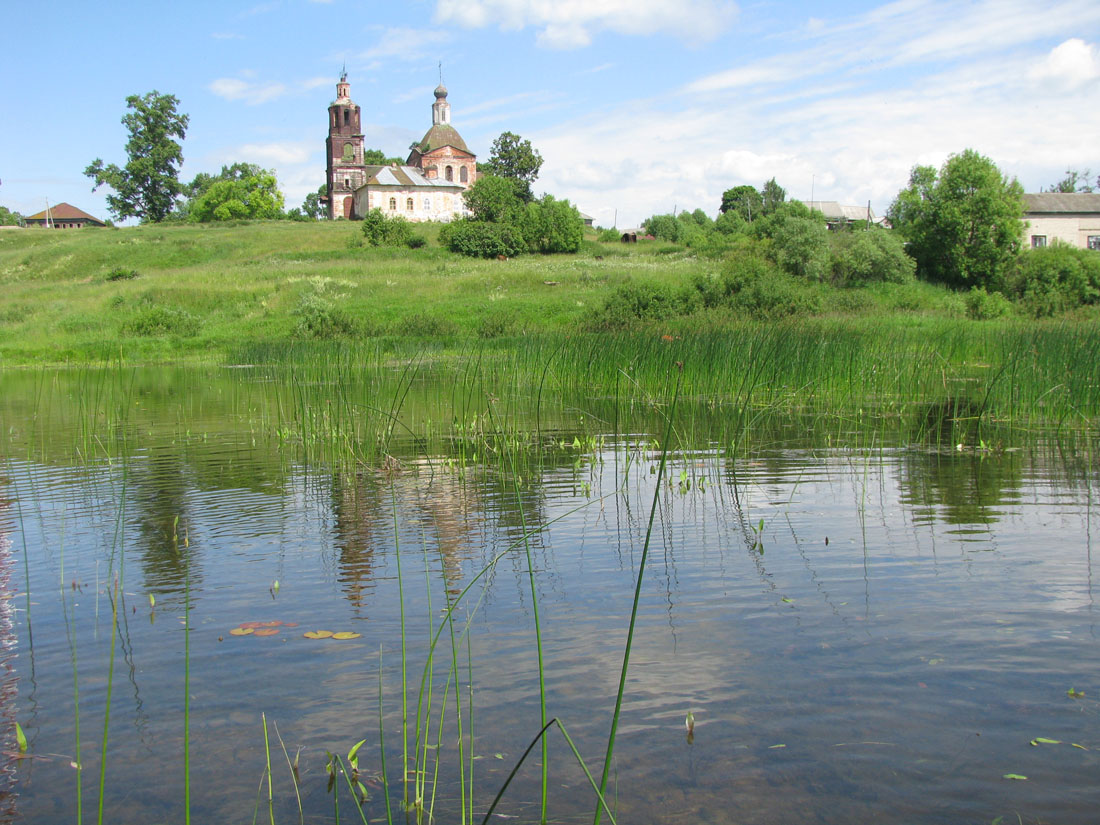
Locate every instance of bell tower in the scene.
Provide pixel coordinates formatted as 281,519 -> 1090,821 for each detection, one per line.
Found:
325,69 -> 366,219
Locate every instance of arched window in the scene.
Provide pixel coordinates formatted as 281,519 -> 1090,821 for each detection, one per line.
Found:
389,198 -> 397,210
460,166 -> 468,183
343,109 -> 350,126
424,197 -> 431,210
445,166 -> 453,182
406,198 -> 414,211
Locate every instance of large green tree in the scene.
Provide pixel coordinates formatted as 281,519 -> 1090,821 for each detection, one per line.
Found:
301,184 -> 327,220
85,91 -> 189,223
462,174 -> 523,223
188,164 -> 284,222
719,185 -> 763,221
888,149 -> 1024,288
483,132 -> 543,201
0,206 -> 24,226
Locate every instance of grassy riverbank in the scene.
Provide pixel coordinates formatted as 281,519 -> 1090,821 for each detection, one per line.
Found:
0,218 -> 1037,365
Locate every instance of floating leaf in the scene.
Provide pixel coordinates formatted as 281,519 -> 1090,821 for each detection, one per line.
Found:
1071,743 -> 1088,750
332,631 -> 361,640
1002,774 -> 1028,781
240,621 -> 267,629
283,622 -> 299,628
229,627 -> 254,636
1067,687 -> 1085,699
768,744 -> 786,749
148,594 -> 155,609
271,580 -> 280,594
1032,737 -> 1061,745
494,753 -> 503,759
253,628 -> 280,637
781,598 -> 793,603
303,630 -> 334,639
259,621 -> 283,627
685,711 -> 695,733
15,722 -> 27,753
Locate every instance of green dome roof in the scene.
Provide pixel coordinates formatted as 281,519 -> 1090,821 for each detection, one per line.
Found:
416,123 -> 470,155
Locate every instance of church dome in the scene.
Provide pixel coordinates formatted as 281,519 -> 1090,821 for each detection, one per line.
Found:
434,84 -> 448,99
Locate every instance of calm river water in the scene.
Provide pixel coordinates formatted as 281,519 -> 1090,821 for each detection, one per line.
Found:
0,366 -> 1097,824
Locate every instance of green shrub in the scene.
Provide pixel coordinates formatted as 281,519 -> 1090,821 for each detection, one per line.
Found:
772,216 -> 830,281
361,208 -> 414,247
720,253 -> 821,318
597,228 -> 620,242
964,286 -> 1014,320
106,266 -> 139,281
518,195 -> 584,254
588,281 -> 700,329
441,219 -> 526,259
406,234 -> 427,250
830,230 -> 915,285
293,293 -> 358,339
123,306 -> 201,337
477,308 -> 519,338
1011,243 -> 1100,317
395,312 -> 459,337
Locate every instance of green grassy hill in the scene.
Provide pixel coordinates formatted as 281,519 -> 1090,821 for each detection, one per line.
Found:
0,219 -> 986,365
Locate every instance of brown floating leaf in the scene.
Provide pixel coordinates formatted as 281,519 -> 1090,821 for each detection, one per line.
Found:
283,622 -> 299,628
253,628 -> 280,637
260,621 -> 283,627
239,621 -> 266,629
229,627 -> 254,636
303,630 -> 334,640
332,632 -> 361,640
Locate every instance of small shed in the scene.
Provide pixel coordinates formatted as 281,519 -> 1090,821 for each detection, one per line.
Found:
24,203 -> 106,229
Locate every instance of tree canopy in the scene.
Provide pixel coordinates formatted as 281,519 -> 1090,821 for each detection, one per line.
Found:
301,184 -> 327,220
1047,168 -> 1096,193
888,149 -> 1024,288
0,206 -> 23,227
85,91 -> 189,223
720,185 -> 763,221
187,164 -> 284,222
363,149 -> 404,166
482,132 -> 543,201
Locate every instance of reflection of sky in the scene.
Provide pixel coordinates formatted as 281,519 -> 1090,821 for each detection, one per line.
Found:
7,440 -> 1100,824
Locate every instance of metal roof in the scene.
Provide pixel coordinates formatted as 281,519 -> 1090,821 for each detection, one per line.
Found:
1023,193 -> 1100,214
415,123 -> 471,155
805,201 -> 876,221
360,165 -> 466,190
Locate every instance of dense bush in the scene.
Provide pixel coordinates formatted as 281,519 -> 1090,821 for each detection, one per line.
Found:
588,281 -> 700,329
106,266 -> 139,281
123,306 -> 201,337
1010,243 -> 1100,317
293,293 -> 358,339
964,286 -> 1014,320
440,219 -> 526,258
772,216 -> 830,281
597,228 -> 620,242
518,195 -> 584,254
361,209 -> 413,247
829,230 -> 915,285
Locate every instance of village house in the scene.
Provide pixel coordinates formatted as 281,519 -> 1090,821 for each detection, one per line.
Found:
325,73 -> 475,221
23,202 -> 106,229
1022,193 -> 1100,251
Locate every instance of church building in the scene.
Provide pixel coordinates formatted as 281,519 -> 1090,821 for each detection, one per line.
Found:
325,72 -> 477,221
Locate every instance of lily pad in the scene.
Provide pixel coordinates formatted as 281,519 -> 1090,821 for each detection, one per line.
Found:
259,621 -> 283,627
253,628 -> 280,637
229,627 -> 254,636
332,631 -> 361,640
303,630 -> 334,639
239,621 -> 266,629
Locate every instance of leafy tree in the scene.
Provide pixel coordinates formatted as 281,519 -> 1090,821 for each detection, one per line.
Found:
1047,168 -> 1095,193
518,195 -> 584,254
761,177 -> 786,215
643,213 -> 682,242
0,206 -> 24,226
462,174 -> 523,223
85,90 -> 189,223
720,185 -> 763,221
363,149 -> 404,166
772,216 -> 830,281
301,184 -> 327,220
189,165 -> 284,222
888,149 -> 1025,289
483,132 -> 543,201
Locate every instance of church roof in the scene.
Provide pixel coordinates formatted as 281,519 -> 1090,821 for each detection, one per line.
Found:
24,203 -> 104,223
415,123 -> 471,155
360,165 -> 465,190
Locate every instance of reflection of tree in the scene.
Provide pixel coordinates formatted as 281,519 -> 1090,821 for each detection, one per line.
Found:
897,450 -> 1023,526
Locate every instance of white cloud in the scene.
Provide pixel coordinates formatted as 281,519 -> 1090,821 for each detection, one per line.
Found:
236,141 -> 314,166
433,0 -> 738,49
1029,38 -> 1100,88
209,77 -> 288,104
361,26 -> 452,61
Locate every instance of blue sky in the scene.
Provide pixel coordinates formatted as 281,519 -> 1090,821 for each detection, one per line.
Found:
3,0 -> 1099,228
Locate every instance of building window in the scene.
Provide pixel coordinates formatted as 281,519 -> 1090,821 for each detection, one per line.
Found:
1089,236 -> 1100,251
1031,235 -> 1047,248
445,166 -> 453,182
424,197 -> 431,210
344,178 -> 350,190
406,198 -> 414,211
389,198 -> 397,210
460,166 -> 468,183
343,109 -> 349,126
